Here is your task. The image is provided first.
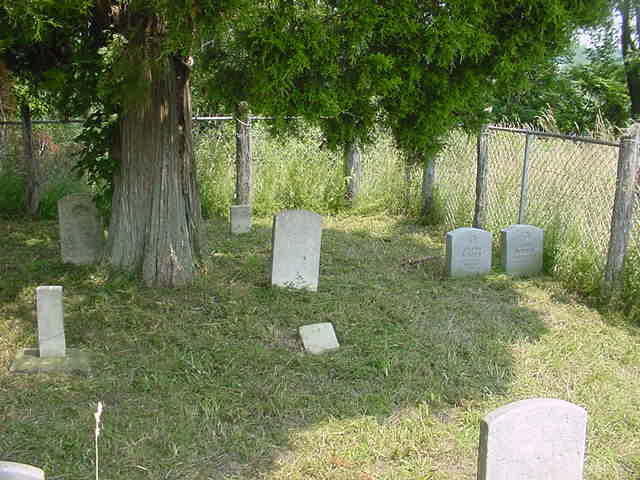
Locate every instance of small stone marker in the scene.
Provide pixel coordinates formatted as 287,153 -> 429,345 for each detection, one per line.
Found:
10,287 -> 90,375
0,461 -> 45,480
477,398 -> 587,480
501,224 -> 544,276
271,209 -> 322,291
299,322 -> 339,354
446,227 -> 492,277
230,205 -> 252,234
37,286 -> 65,358
58,194 -> 104,264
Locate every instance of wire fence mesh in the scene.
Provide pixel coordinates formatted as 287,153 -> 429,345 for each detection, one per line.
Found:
1,118 -> 637,301
436,126 -> 621,292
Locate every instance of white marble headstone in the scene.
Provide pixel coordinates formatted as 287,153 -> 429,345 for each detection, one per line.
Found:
501,224 -> 544,276
299,323 -> 339,354
230,205 -> 252,234
36,286 -> 66,358
0,461 -> 45,480
445,227 -> 492,277
477,398 -> 587,480
58,194 -> 104,264
271,209 -> 322,291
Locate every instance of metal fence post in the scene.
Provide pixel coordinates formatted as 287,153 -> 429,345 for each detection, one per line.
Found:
473,124 -> 489,229
603,125 -> 640,294
234,101 -> 252,206
518,134 -> 534,224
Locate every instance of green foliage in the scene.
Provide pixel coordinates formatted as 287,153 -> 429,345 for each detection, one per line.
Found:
0,167 -> 25,217
37,175 -> 86,219
621,250 -> 640,324
493,37 -> 630,133
202,0 -> 610,156
72,111 -> 118,218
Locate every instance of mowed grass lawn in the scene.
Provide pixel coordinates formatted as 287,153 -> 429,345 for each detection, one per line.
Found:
1,215 -> 639,480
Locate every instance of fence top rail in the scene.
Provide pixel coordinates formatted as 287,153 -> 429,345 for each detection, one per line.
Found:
488,125 -> 619,147
0,115 -> 299,125
0,118 -> 622,148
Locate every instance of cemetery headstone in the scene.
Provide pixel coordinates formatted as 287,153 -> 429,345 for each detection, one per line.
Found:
37,286 -> 65,358
0,461 -> 45,480
230,205 -> 252,234
299,322 -> 340,354
446,227 -> 492,277
477,398 -> 587,480
10,287 -> 90,374
58,194 -> 104,264
501,224 -> 544,276
271,209 -> 322,291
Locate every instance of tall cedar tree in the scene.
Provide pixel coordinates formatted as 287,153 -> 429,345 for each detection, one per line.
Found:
1,0 -> 608,286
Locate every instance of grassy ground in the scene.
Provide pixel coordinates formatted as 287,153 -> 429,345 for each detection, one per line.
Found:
1,215 -> 639,480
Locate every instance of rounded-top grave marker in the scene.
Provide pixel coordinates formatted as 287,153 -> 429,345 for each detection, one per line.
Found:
445,227 -> 492,277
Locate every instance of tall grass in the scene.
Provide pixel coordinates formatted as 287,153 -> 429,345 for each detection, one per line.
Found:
0,123 -> 87,219
434,125 -> 638,313
3,118 -> 640,319
194,122 -> 411,218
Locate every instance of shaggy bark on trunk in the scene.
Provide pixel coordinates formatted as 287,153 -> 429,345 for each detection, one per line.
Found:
344,141 -> 362,204
21,102 -> 40,216
106,55 -> 201,287
420,153 -> 436,219
234,101 -> 252,205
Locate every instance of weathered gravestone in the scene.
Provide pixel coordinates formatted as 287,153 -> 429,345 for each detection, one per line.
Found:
271,209 -> 322,291
10,287 -> 90,374
230,205 -> 252,234
501,224 -> 544,276
0,461 -> 45,480
446,227 -> 492,277
37,286 -> 65,357
58,194 -> 104,264
477,398 -> 587,480
299,322 -> 340,354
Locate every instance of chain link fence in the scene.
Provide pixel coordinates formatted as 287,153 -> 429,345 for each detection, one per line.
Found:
436,126 -> 622,293
3,118 -> 638,303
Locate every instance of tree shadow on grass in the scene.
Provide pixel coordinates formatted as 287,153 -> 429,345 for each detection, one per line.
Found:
1,215 -> 550,480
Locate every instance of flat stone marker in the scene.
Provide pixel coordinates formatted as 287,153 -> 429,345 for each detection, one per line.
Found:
271,209 -> 322,291
230,205 -> 252,234
58,194 -> 104,264
299,322 -> 339,354
477,398 -> 587,480
446,227 -> 492,277
0,461 -> 45,480
501,224 -> 544,276
37,286 -> 65,358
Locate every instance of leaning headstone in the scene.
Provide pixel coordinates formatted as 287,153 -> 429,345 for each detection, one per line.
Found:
299,323 -> 339,354
0,461 -> 45,480
501,224 -> 544,276
230,205 -> 252,234
446,227 -> 492,277
271,209 -> 322,291
477,398 -> 587,480
58,194 -> 104,264
37,286 -> 65,358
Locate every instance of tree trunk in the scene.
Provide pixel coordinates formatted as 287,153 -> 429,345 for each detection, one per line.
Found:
620,0 -> 640,118
344,141 -> 362,204
106,55 -> 201,287
0,61 -> 8,165
420,153 -> 436,219
21,102 -> 40,216
234,101 -> 252,205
